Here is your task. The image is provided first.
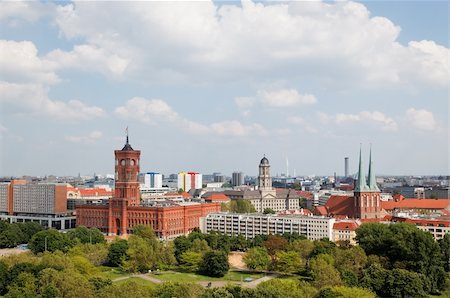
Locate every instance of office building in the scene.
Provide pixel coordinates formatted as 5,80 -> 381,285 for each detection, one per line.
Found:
0,180 -> 75,230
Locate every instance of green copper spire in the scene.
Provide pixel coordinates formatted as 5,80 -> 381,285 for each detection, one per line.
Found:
355,146 -> 368,192
367,145 -> 380,192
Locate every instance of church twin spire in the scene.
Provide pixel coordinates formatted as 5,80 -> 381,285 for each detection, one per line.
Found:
355,145 -> 380,192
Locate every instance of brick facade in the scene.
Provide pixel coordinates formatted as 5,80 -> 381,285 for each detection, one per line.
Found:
76,137 -> 220,238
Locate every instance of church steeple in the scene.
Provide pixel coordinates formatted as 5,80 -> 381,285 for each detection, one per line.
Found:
367,145 -> 380,192
355,146 -> 368,192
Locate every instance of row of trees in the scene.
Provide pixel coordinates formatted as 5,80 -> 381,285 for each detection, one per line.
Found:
107,226 -> 230,277
1,219 -> 448,297
28,226 -> 105,254
0,248 -> 375,298
0,221 -> 43,248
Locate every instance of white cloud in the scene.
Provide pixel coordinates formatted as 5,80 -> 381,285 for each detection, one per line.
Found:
0,1 -> 55,25
47,44 -> 129,77
287,116 -> 305,125
235,97 -> 255,109
287,116 -> 318,134
235,96 -> 255,116
405,108 -> 438,131
0,40 -> 59,84
50,1 -> 449,86
65,131 -> 103,143
115,97 -> 268,137
114,97 -> 179,124
0,82 -> 105,121
259,89 -> 317,107
210,120 -> 267,137
321,110 -> 398,131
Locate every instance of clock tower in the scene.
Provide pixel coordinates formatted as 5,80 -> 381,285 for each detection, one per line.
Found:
114,133 -> 141,206
108,131 -> 141,235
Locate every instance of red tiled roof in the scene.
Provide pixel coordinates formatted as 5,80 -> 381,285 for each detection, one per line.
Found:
314,205 -> 328,216
381,199 -> 450,210
390,216 -> 450,227
393,194 -> 405,201
78,188 -> 112,196
164,192 -> 182,196
206,193 -> 230,201
324,195 -> 355,218
333,221 -> 359,231
180,192 -> 192,198
296,191 -> 313,199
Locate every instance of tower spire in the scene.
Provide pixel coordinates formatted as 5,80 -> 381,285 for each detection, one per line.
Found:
355,145 -> 368,192
126,126 -> 129,144
367,144 -> 380,191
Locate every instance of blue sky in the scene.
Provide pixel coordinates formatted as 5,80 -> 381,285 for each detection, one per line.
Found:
0,0 -> 448,177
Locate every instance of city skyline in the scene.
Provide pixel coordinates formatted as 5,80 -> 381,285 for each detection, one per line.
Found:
0,1 -> 449,177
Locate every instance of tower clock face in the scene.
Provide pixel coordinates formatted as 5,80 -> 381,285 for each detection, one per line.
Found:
121,159 -> 126,166
130,160 -> 135,166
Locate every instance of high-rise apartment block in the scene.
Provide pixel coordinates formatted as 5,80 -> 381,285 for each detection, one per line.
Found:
140,172 -> 163,188
178,172 -> 202,191
232,172 -> 244,186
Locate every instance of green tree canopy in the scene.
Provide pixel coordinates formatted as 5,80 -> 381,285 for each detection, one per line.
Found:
274,250 -> 303,274
107,239 -> 128,267
29,229 -> 74,254
356,222 -> 446,292
67,226 -> 105,244
263,208 -> 276,214
199,250 -> 229,277
179,251 -> 203,272
309,254 -> 342,289
243,247 -> 270,271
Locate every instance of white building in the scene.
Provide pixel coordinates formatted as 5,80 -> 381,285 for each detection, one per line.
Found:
178,172 -> 202,192
201,212 -> 335,241
140,172 -> 163,189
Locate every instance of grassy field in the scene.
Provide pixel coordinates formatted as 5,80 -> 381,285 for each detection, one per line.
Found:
114,277 -> 156,289
149,270 -> 263,283
97,266 -> 131,279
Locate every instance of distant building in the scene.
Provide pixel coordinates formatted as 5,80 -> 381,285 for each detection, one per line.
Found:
201,212 -> 335,240
232,172 -> 244,186
0,180 -> 76,230
314,147 -> 382,219
178,172 -> 202,192
67,186 -> 112,210
344,157 -> 349,177
140,172 -> 163,188
213,173 -> 225,183
223,157 -> 300,212
333,220 -> 359,245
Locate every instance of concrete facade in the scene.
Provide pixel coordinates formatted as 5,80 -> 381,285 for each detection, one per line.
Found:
202,212 -> 335,240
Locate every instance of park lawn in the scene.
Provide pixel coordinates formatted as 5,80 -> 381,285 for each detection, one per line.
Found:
149,270 -> 263,283
429,291 -> 449,298
115,277 -> 157,289
97,266 -> 131,279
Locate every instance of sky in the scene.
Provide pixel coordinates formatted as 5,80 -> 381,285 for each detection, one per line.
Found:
0,0 -> 449,177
